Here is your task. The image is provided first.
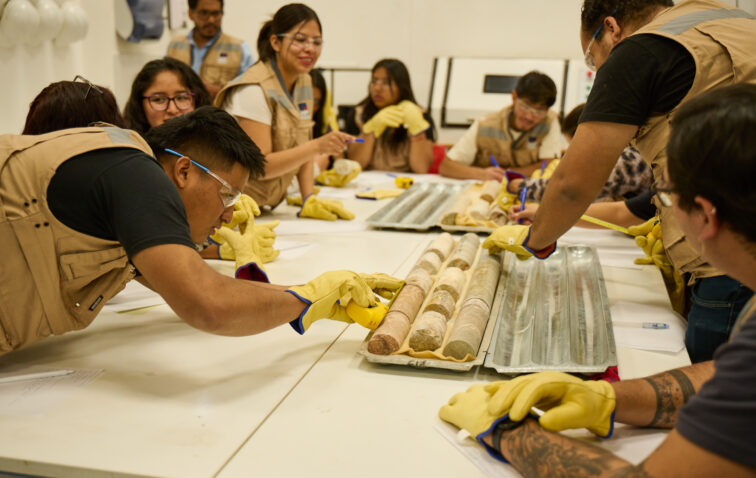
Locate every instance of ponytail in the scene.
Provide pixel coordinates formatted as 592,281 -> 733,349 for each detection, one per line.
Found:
256,20 -> 275,62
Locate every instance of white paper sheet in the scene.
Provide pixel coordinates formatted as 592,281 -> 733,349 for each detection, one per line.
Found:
0,366 -> 102,416
435,420 -> 521,477
610,301 -> 686,352
275,239 -> 316,260
103,280 -> 165,313
595,247 -> 644,270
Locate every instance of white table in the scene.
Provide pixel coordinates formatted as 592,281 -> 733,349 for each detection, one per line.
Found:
0,172 -> 690,477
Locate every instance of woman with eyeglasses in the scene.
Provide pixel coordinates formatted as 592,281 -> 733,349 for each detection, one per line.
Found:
215,3 -> 355,218
124,57 -> 212,135
345,58 -> 435,173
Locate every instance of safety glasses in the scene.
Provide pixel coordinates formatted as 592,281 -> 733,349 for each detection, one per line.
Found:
584,9 -> 617,71
73,75 -> 103,100
163,148 -> 242,208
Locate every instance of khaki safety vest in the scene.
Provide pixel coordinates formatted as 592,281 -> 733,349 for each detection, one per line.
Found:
631,0 -> 756,280
353,104 -> 413,172
215,61 -> 314,207
0,127 -> 155,355
473,105 -> 557,168
166,31 -> 244,86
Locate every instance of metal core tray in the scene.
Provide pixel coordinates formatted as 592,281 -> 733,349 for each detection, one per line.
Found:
365,182 -> 469,231
484,245 -> 617,374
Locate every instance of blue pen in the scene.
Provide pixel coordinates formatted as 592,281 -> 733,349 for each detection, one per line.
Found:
613,321 -> 670,330
540,160 -> 547,176
347,138 -> 365,143
518,186 -> 528,224
489,155 -> 501,168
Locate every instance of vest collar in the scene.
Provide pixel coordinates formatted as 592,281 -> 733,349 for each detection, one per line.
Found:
270,58 -> 296,106
187,28 -> 223,49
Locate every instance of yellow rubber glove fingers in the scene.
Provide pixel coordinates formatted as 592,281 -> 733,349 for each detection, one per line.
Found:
363,105 -> 404,137
300,196 -> 335,221
482,225 -> 532,260
397,100 -> 431,136
359,273 -> 404,300
286,195 -> 303,206
439,384 -> 503,438
226,194 -> 260,229
627,217 -> 657,237
484,377 -> 534,418
319,198 -> 355,220
212,225 -> 264,272
536,381 -> 616,437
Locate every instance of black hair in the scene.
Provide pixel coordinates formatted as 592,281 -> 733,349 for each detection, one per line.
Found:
123,57 -> 212,135
309,68 -> 327,138
188,0 -> 223,10
256,3 -> 321,63
561,103 -> 586,139
667,83 -> 756,243
145,105 -> 266,179
514,71 -> 557,107
357,58 -> 434,152
23,80 -> 126,134
580,0 -> 672,33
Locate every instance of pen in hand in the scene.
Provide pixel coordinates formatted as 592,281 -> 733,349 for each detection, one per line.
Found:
518,186 -> 528,225
489,155 -> 501,168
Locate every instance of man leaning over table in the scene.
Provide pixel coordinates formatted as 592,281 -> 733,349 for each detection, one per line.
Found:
483,0 -> 756,363
0,106 -> 401,356
437,71 -> 562,182
441,84 -> 756,478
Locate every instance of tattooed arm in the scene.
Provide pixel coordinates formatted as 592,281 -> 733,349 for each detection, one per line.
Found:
484,417 -> 755,478
613,361 -> 714,428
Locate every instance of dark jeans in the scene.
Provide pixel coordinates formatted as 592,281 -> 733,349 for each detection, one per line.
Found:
686,275 -> 754,363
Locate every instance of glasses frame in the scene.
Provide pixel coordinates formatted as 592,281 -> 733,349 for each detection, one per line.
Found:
143,92 -> 196,112
277,33 -> 323,49
515,98 -> 549,119
584,9 -> 617,71
193,9 -> 223,20
163,148 -> 242,208
73,75 -> 103,100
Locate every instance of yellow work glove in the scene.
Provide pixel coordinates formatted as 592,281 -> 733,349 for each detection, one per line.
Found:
299,195 -> 355,221
315,159 -> 362,187
252,220 -> 280,264
321,86 -> 340,135
358,272 -> 404,300
362,105 -> 403,138
210,225 -> 268,282
355,189 -> 404,200
482,225 -> 555,260
495,178 -> 518,209
531,159 -> 560,180
286,270 -> 379,334
485,371 -> 616,438
224,194 -> 260,232
397,100 -> 430,136
286,186 -> 321,206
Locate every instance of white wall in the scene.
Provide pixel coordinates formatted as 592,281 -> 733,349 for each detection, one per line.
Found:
1,0 -> 753,135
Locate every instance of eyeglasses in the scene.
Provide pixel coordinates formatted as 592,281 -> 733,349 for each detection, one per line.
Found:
73,75 -> 103,100
516,99 -> 549,119
277,33 -> 323,49
194,9 -> 223,20
584,9 -> 617,71
652,179 -> 675,208
143,92 -> 195,112
163,148 -> 242,208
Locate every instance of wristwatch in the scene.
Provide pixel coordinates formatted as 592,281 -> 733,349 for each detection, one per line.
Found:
491,416 -> 528,460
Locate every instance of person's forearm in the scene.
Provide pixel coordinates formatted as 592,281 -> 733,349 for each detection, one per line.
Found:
613,361 -> 715,428
486,419 -> 644,477
263,142 -> 318,178
346,134 -> 375,169
438,157 -> 484,180
408,136 -> 433,173
297,160 -> 314,199
527,122 -> 637,250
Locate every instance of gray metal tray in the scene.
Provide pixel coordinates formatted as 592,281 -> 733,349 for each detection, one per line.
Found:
484,245 -> 617,374
365,182 -> 469,231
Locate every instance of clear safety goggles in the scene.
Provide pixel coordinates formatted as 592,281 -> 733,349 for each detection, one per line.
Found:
277,33 -> 323,49
163,148 -> 242,208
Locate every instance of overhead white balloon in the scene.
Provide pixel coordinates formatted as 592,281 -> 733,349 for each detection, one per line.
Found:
0,0 -> 40,45
54,0 -> 87,46
29,0 -> 61,44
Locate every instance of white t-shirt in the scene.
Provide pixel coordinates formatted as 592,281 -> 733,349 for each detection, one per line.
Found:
446,115 -> 563,165
221,84 -> 272,125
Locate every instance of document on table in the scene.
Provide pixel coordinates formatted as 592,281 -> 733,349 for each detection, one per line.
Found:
610,301 -> 686,353
275,239 -> 315,259
103,280 -> 165,313
0,366 -> 102,416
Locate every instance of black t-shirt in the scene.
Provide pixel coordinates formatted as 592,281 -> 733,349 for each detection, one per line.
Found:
676,298 -> 756,468
624,190 -> 656,221
580,34 -> 696,126
47,148 -> 196,259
